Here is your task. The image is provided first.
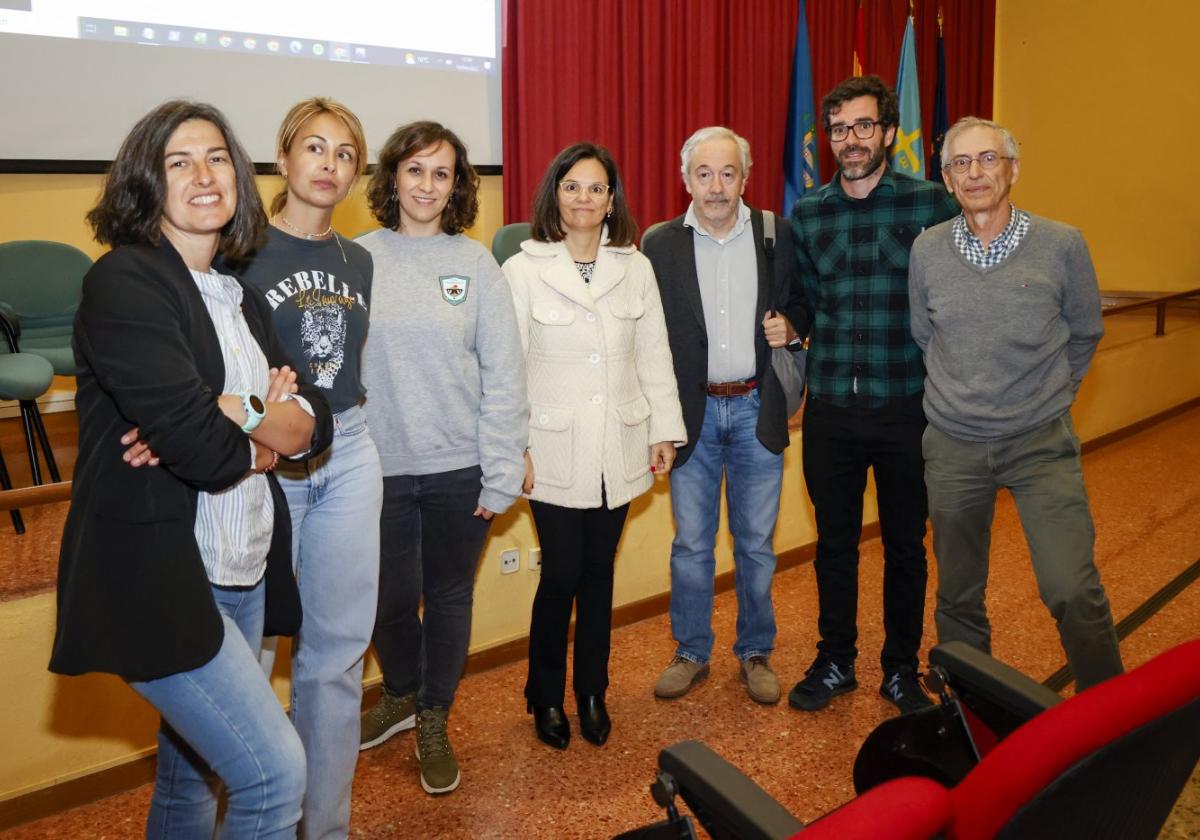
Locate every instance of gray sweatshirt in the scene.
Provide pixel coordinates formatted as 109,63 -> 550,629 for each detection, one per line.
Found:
908,215 -> 1103,442
359,229 -> 528,513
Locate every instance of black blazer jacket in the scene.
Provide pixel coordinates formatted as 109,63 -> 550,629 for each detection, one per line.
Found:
49,238 -> 332,682
643,207 -> 809,467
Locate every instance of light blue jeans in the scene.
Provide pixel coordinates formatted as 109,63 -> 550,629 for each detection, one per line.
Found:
276,405 -> 383,840
668,392 -> 784,664
131,579 -> 305,839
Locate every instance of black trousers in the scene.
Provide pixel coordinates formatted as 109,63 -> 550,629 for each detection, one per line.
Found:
524,498 -> 630,706
374,466 -> 491,709
801,393 -> 929,672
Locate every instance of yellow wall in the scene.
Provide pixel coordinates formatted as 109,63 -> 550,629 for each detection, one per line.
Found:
993,0 -> 1200,292
0,173 -> 504,258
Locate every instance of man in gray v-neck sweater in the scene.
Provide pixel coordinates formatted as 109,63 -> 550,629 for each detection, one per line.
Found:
908,116 -> 1123,691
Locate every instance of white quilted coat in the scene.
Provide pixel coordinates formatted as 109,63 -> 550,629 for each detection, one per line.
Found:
504,238 -> 686,509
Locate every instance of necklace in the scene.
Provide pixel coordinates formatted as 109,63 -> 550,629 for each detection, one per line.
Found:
276,214 -> 333,240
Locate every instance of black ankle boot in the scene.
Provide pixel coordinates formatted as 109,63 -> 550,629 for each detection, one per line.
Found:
576,694 -> 611,746
527,702 -> 570,750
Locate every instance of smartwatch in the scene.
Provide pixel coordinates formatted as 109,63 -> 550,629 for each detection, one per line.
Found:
239,393 -> 266,434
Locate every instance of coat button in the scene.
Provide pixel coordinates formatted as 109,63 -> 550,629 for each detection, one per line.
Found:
591,394 -> 603,405
549,311 -> 560,321
589,353 -> 600,364
585,313 -> 596,322
538,413 -> 550,425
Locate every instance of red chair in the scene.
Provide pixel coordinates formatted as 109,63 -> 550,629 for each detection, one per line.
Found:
619,639 -> 1200,840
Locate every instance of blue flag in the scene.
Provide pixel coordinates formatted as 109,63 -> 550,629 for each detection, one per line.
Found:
889,16 -> 924,179
929,22 -> 949,178
783,0 -> 819,215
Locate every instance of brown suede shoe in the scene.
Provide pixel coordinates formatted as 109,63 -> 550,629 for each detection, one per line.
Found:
741,655 -> 781,704
654,657 -> 710,699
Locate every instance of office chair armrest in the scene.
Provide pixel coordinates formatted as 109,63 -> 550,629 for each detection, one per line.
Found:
0,301 -> 20,351
930,641 -> 1064,720
659,740 -> 804,840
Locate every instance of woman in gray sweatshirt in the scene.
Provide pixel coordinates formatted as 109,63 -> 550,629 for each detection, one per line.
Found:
355,122 -> 527,796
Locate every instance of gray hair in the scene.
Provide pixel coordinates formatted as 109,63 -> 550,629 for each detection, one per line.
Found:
679,126 -> 752,179
942,116 -> 1020,165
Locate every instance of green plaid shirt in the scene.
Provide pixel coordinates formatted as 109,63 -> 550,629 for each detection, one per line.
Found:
791,168 -> 958,407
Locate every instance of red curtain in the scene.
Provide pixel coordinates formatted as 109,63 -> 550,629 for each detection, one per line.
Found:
502,0 -> 995,231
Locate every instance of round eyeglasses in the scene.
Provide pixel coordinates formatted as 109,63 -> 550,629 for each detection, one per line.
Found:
943,152 -> 1014,174
559,180 -> 612,197
828,120 -> 883,142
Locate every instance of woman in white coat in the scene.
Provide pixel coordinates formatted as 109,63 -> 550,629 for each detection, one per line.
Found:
503,143 -> 686,750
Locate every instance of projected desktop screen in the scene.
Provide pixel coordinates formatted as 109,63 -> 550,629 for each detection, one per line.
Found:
0,0 -> 502,167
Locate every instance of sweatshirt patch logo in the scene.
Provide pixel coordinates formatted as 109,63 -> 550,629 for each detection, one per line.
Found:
439,275 -> 470,306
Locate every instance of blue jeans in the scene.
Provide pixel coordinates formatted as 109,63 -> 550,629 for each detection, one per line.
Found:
669,392 -> 784,663
277,405 -> 382,840
131,580 -> 305,839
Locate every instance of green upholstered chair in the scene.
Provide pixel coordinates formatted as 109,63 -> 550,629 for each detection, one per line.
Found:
0,300 -> 62,493
0,240 -> 91,376
491,222 -> 532,267
0,348 -> 56,533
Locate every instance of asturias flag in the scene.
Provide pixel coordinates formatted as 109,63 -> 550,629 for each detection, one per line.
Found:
890,15 -> 925,179
783,0 -> 820,214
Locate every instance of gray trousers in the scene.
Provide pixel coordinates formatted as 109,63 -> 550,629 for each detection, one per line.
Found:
923,413 -> 1123,690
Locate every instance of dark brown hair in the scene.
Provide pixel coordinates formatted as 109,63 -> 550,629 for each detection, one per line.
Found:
820,74 -> 900,131
87,100 -> 265,259
365,121 -> 479,234
529,143 -> 637,247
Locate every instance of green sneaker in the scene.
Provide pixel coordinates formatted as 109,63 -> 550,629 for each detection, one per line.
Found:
359,686 -> 416,751
414,707 -> 461,795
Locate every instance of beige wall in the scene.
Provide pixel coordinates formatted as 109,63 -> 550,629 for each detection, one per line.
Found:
993,0 -> 1200,292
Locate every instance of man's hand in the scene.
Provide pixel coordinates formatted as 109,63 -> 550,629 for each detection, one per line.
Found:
762,312 -> 797,348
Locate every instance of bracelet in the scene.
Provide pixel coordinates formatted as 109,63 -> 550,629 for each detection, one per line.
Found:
263,450 -> 280,473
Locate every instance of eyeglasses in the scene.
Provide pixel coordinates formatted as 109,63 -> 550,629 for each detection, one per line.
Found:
559,180 -> 612,197
828,120 -> 883,142
943,152 -> 1014,174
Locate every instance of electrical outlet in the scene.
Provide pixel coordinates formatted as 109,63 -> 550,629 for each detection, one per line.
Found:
500,548 -> 520,575
528,547 -> 542,571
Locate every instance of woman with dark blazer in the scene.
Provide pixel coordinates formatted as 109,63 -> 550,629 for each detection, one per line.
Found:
49,100 -> 332,838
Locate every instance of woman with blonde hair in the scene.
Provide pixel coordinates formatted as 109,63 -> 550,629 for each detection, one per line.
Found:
233,96 -> 381,838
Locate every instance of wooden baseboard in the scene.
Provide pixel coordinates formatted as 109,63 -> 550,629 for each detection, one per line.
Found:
1080,396 -> 1200,454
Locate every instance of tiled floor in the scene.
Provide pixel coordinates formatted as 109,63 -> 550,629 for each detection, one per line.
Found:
3,407 -> 1199,838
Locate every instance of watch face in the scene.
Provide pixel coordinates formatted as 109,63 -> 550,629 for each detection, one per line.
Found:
248,394 -> 265,414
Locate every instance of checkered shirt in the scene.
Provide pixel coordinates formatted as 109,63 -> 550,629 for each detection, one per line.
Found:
952,204 -> 1031,268
790,168 -> 959,407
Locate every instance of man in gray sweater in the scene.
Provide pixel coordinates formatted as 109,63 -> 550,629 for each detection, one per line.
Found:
908,116 -> 1123,690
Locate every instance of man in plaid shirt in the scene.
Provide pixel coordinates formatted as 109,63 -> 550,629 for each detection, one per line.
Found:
788,75 -> 958,715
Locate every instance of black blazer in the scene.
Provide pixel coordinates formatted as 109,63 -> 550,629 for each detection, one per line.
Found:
49,238 -> 332,682
643,207 -> 808,466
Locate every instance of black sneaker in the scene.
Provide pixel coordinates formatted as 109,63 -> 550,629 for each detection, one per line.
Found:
880,669 -> 934,714
788,657 -> 857,711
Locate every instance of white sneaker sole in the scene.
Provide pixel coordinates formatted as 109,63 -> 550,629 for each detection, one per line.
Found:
359,713 -> 415,752
414,742 -> 461,794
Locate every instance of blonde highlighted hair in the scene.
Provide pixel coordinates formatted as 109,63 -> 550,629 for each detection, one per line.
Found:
271,97 -> 368,216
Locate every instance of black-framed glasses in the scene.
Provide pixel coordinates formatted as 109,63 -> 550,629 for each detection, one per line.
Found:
559,180 -> 612,197
828,120 -> 883,142
943,152 -> 1014,174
